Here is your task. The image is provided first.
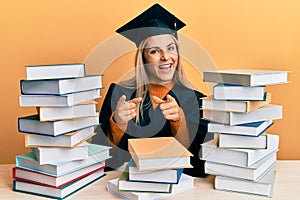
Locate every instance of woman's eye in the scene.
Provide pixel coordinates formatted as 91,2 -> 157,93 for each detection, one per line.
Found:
168,46 -> 176,52
150,49 -> 159,54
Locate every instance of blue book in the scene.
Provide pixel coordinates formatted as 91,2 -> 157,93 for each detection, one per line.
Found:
208,120 -> 274,137
128,160 -> 183,184
18,114 -> 99,136
16,143 -> 111,176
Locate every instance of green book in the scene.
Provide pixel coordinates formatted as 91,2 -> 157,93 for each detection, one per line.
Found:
16,143 -> 111,176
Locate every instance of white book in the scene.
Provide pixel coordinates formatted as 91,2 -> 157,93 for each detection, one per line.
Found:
203,69 -> 288,86
202,93 -> 271,113
107,174 -> 195,200
13,169 -> 104,199
203,104 -> 282,126
200,135 -> 279,167
38,101 -> 97,121
213,84 -> 265,100
25,126 -> 96,148
219,134 -> 268,149
13,162 -> 105,188
25,63 -> 85,80
215,168 -> 276,197
118,168 -> 173,193
31,142 -> 89,165
205,151 -> 277,181
16,143 -> 111,176
21,75 -> 102,95
20,89 -> 101,107
18,114 -> 99,136
208,120 -> 273,136
128,160 -> 183,184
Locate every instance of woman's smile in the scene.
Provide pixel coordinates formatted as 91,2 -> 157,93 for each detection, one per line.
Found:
158,63 -> 172,72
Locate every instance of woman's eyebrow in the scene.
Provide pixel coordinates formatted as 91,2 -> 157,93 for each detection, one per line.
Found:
145,45 -> 160,49
167,42 -> 175,47
147,43 -> 175,49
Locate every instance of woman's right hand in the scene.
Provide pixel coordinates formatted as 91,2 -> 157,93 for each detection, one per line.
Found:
113,95 -> 142,125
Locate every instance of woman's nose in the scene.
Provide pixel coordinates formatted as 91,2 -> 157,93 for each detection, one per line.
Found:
160,50 -> 170,61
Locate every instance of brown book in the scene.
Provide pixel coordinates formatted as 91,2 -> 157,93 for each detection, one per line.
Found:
128,137 -> 192,171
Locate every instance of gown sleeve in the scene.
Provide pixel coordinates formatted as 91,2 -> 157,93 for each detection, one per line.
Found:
98,83 -> 132,147
169,109 -> 190,148
108,113 -> 127,146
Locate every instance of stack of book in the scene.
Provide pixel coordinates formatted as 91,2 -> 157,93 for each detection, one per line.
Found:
107,137 -> 195,199
13,63 -> 111,199
201,69 -> 289,197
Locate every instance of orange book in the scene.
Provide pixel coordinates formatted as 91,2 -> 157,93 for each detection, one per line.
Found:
202,93 -> 271,113
128,137 -> 192,171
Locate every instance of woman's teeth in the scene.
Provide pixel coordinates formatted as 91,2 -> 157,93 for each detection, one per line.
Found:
159,64 -> 171,69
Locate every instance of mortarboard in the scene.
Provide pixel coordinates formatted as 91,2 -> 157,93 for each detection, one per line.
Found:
116,3 -> 186,46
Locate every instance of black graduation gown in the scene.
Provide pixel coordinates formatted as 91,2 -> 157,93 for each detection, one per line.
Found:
93,83 -> 209,177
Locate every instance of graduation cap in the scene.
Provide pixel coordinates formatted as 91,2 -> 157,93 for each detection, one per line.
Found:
116,4 -> 186,46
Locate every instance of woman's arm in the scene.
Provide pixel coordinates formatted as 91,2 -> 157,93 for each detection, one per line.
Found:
99,83 -> 141,146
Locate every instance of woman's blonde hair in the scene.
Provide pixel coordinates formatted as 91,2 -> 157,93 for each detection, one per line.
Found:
119,34 -> 194,124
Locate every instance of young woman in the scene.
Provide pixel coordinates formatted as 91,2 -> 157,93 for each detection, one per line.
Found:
94,4 -> 209,177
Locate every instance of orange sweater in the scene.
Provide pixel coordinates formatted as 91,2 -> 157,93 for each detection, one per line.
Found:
108,83 -> 189,148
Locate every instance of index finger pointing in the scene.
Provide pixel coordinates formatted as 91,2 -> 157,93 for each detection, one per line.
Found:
152,95 -> 166,104
166,95 -> 174,103
129,97 -> 142,104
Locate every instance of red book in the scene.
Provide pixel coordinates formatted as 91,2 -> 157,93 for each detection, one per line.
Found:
13,162 -> 106,188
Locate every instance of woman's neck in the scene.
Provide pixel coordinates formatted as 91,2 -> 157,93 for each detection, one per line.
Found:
149,81 -> 175,90
149,81 -> 175,108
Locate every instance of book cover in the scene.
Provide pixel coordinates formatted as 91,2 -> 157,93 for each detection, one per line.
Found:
128,159 -> 183,184
207,120 -> 273,136
13,163 -> 106,188
128,137 -> 192,171
21,75 -> 102,95
24,126 -> 96,148
118,167 -> 173,193
37,101 -> 97,121
202,93 -> 271,113
25,63 -> 85,80
18,114 -> 99,136
19,89 -> 101,107
107,173 -> 194,200
16,143 -> 111,176
200,135 -> 279,167
205,151 -> 277,181
213,84 -> 265,100
218,134 -> 268,149
203,69 -> 288,86
214,168 -> 276,197
31,142 -> 89,165
203,104 -> 282,126
13,169 -> 105,199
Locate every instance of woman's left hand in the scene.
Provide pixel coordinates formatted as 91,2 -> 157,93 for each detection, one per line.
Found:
152,95 -> 183,121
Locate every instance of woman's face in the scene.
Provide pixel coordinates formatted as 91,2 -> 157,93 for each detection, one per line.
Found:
143,34 -> 178,84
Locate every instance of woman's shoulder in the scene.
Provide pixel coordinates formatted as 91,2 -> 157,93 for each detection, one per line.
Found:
107,83 -> 136,98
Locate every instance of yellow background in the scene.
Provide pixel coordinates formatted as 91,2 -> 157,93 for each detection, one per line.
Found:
1,0 -> 299,164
